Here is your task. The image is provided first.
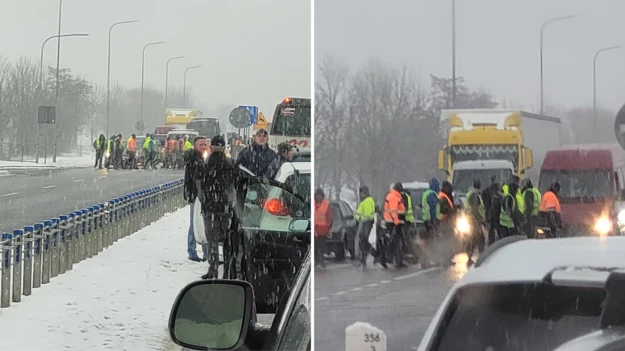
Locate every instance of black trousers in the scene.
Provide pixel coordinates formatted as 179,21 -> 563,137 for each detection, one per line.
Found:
358,220 -> 374,263
94,151 -> 104,168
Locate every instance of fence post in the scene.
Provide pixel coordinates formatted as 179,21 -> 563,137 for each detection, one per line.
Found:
103,202 -> 111,248
23,226 -> 34,296
92,205 -> 101,255
41,220 -> 52,284
12,229 -> 23,303
58,215 -> 68,274
120,197 -> 128,238
73,211 -> 83,264
50,218 -> 60,278
32,223 -> 43,289
66,214 -> 75,271
1,233 -> 12,308
97,204 -> 105,253
85,208 -> 93,259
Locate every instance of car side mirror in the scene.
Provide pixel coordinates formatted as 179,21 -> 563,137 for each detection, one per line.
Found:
168,280 -> 254,350
289,219 -> 310,232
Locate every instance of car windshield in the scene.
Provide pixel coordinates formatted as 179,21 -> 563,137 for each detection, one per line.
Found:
453,168 -> 514,194
284,173 -> 311,203
434,283 -> 606,351
539,170 -> 613,200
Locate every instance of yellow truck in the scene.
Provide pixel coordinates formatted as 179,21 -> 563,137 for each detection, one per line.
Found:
437,109 -> 561,195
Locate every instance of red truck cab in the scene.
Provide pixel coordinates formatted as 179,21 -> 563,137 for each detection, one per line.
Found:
538,144 -> 625,236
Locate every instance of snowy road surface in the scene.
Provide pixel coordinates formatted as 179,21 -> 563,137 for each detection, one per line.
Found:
314,258 -> 467,350
0,167 -> 183,233
0,205 -> 273,351
0,153 -> 94,171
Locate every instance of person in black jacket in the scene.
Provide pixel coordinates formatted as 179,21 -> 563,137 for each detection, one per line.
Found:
93,134 -> 106,169
482,175 -> 502,245
183,136 -> 209,262
198,135 -> 242,279
265,142 -> 294,179
235,129 -> 277,176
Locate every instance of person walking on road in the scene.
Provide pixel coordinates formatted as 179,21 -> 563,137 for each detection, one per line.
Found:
265,142 -> 294,179
126,134 -> 137,169
314,188 -> 332,268
142,133 -> 153,170
482,175 -> 502,245
522,179 -> 541,238
500,183 -> 523,238
198,135 -> 241,280
183,136 -> 210,263
385,182 -> 407,268
93,134 -> 106,169
466,180 -> 486,264
355,186 -> 375,267
235,129 -> 277,176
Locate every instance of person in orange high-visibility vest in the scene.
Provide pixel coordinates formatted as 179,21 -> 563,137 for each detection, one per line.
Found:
539,181 -> 563,236
438,181 -> 457,267
314,188 -> 333,268
126,134 -> 137,169
384,182 -> 407,268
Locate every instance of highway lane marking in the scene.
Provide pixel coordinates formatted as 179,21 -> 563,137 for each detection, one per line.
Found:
42,185 -> 56,189
73,179 -> 85,183
316,266 -> 443,301
1,192 -> 19,197
97,176 -> 107,180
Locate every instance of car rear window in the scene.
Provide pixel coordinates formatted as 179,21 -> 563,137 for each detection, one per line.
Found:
434,283 -> 606,351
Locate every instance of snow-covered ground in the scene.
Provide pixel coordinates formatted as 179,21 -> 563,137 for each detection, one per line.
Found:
0,152 -> 94,171
0,206 -> 209,351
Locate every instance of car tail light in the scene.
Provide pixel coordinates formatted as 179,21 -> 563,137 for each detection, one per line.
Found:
265,198 -> 289,216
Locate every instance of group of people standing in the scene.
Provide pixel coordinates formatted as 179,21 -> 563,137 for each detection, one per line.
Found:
183,128 -> 298,279
314,174 -> 564,269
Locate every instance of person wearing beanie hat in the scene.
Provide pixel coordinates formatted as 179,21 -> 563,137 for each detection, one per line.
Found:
265,142 -> 295,179
314,188 -> 333,268
184,136 -> 209,263
235,128 -> 277,176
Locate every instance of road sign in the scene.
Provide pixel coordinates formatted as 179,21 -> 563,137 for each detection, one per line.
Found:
239,105 -> 258,126
135,120 -> 145,132
616,103 -> 625,151
345,322 -> 387,351
253,112 -> 268,131
229,106 -> 251,129
37,106 -> 56,124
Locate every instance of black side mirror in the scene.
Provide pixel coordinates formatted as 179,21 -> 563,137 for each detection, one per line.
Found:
168,279 -> 254,350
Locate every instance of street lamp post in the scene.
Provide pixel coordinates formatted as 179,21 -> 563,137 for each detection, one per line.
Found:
183,65 -> 201,107
539,15 -> 577,114
593,45 -> 621,141
53,0 -> 63,163
140,41 -> 166,130
106,20 -> 138,138
451,0 -> 456,108
39,33 -> 89,89
165,56 -> 185,107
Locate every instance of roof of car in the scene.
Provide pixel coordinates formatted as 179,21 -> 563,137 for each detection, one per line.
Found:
459,237 -> 625,287
274,161 -> 311,181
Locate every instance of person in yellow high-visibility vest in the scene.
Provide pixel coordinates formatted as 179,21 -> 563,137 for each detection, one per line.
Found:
466,180 -> 487,263
355,186 -> 376,267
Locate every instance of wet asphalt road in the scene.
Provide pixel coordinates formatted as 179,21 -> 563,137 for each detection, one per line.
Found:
0,167 -> 184,233
314,258 -> 467,351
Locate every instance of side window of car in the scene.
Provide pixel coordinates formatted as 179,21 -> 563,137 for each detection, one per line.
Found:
330,203 -> 342,222
276,275 -> 311,351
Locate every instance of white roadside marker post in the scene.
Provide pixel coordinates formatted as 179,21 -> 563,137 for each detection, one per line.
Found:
346,322 -> 387,351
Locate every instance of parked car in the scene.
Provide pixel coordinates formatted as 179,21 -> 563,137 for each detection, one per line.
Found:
325,200 -> 357,261
239,177 -> 310,314
418,236 -> 625,351
168,249 -> 311,350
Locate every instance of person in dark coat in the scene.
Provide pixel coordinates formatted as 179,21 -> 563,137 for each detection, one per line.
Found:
198,135 -> 242,279
482,175 -> 502,245
183,136 -> 209,262
265,142 -> 294,179
235,129 -> 277,176
93,134 -> 106,169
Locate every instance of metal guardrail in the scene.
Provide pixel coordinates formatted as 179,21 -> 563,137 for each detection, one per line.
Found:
0,179 -> 185,308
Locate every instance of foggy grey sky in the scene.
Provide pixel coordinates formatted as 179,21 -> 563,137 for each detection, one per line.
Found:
0,0 -> 311,119
315,0 -> 625,113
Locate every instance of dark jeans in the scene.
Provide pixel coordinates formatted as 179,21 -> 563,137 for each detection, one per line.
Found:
358,220 -> 374,264
315,236 -> 327,266
488,222 -> 499,245
203,212 -> 229,278
94,151 -> 104,168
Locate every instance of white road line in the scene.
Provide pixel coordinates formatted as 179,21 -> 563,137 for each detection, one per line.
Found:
97,176 -> 107,180
366,283 -> 379,288
333,291 -> 348,296
42,185 -> 56,189
392,267 -> 442,281
349,287 -> 363,292
379,280 -> 392,284
73,179 -> 85,183
1,192 -> 19,197
316,296 -> 329,301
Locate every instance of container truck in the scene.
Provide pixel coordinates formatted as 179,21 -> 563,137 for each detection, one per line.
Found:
437,109 -> 561,195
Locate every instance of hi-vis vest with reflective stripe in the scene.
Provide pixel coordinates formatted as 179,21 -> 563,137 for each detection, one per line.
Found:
403,192 -> 414,223
143,136 -> 151,150
466,190 -> 486,219
438,192 -> 453,220
500,194 -> 516,228
523,187 -> 541,216
421,189 -> 440,221
516,190 -> 525,214
107,140 -> 113,153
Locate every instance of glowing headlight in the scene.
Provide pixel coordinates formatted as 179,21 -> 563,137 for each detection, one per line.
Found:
536,228 -> 545,235
594,217 -> 612,235
456,215 -> 471,234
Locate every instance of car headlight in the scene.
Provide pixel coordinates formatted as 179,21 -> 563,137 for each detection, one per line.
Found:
594,216 -> 612,236
456,215 -> 471,235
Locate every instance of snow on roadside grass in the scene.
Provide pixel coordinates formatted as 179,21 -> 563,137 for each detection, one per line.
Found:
0,153 -> 94,170
0,205 -> 207,351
